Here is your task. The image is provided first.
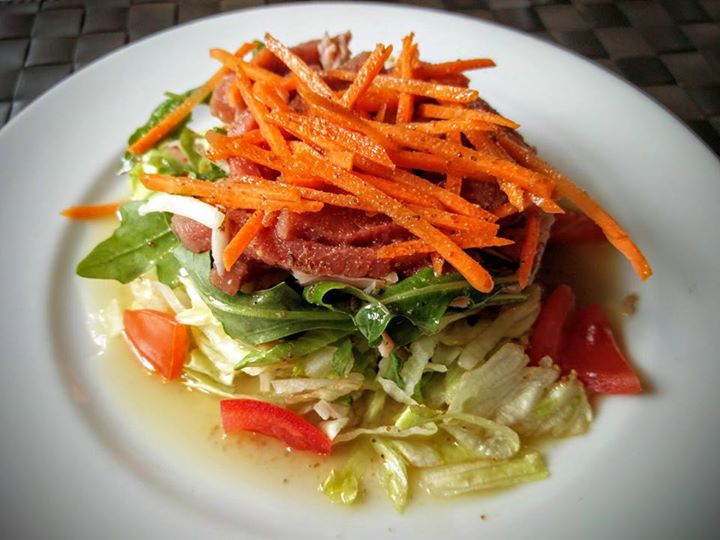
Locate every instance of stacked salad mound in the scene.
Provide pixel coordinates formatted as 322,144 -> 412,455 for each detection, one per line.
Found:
71,32 -> 649,510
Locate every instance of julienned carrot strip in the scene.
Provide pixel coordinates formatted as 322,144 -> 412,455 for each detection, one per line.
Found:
376,123 -> 554,198
406,205 -> 498,235
517,209 -> 541,289
61,203 -> 121,220
415,58 -> 496,78
223,210 -> 265,271
340,43 -> 394,109
209,49 -> 289,89
375,102 -> 389,123
297,85 -> 398,151
445,132 -> 463,195
496,131 -> 652,280
140,174 -> 302,204
323,70 -> 479,104
267,111 -> 395,168
253,81 -> 289,111
405,118 -> 495,135
355,154 -> 497,221
264,33 -> 335,99
396,33 -> 416,124
528,193 -> 564,214
494,202 -> 518,219
206,131 -> 284,171
358,174 -> 443,209
418,103 -> 519,130
355,90 -> 399,113
377,235 -> 512,259
128,42 -> 254,155
326,150 -> 354,170
294,148 -> 494,292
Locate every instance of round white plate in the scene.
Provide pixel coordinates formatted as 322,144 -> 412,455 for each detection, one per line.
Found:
1,2 -> 719,539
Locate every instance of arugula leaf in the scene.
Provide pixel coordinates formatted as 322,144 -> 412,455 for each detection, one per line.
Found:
303,281 -> 392,342
236,329 -> 351,369
331,339 -> 354,376
155,251 -> 181,288
175,248 -> 355,345
76,202 -> 179,283
178,128 -> 226,180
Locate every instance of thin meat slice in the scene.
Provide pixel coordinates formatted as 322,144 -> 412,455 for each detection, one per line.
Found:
318,32 -> 352,70
210,74 -> 241,124
171,215 -> 211,253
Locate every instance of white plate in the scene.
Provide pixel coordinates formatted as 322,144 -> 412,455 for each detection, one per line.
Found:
1,2 -> 719,539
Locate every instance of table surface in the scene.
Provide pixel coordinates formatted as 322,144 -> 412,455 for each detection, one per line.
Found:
1,0 -> 719,155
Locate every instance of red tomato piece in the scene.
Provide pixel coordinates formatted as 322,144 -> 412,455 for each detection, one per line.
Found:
221,399 -> 332,455
123,309 -> 189,380
560,305 -> 642,394
528,284 -> 576,364
549,210 -> 606,245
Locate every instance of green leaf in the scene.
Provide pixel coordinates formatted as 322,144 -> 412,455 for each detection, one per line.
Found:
383,352 -> 405,388
76,201 -> 179,283
303,281 -> 393,343
174,247 -> 355,345
331,339 -> 354,376
155,251 -> 182,288
178,127 -> 226,180
236,329 -> 351,369
121,89 -> 195,172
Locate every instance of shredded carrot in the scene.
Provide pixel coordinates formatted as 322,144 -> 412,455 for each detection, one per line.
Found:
495,132 -> 652,280
376,123 -> 555,198
340,44 -> 394,109
375,102 -> 389,122
326,150 -> 355,170
267,111 -> 395,168
209,49 -> 289,89
264,33 -> 335,99
416,58 -> 496,78
253,81 -> 289,111
445,132 -> 463,195
61,203 -> 120,220
128,42 -> 254,155
358,173 -> 443,209
396,33 -> 416,124
293,147 -> 494,292
223,210 -> 265,271
418,103 -> 519,129
324,70 -> 479,103
206,131 -> 284,171
517,209 -> 541,288
377,235 -> 512,259
404,118 -> 495,135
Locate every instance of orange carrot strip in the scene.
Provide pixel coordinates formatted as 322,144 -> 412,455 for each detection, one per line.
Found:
209,49 -> 290,89
406,205 -> 499,234
264,33 -> 335,99
396,33 -> 416,124
324,69 -> 478,103
267,111 -> 395,168
377,235 -> 512,259
416,58 -> 496,78
358,173 -> 443,209
496,132 -> 652,280
494,202 -> 519,219
326,150 -> 355,170
206,131 -> 284,171
223,210 -> 265,271
355,155 -> 497,221
418,103 -> 519,130
527,193 -> 564,214
128,42 -> 254,155
445,132 -> 463,195
355,90 -> 399,112
376,123 -> 554,198
405,118 -> 495,135
293,148 -> 494,292
297,85 -> 398,150
253,81 -> 289,111
375,102 -> 389,123
517,209 -> 541,289
61,203 -> 120,220
340,43 -> 394,108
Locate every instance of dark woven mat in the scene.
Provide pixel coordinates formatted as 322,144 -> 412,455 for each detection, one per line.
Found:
1,0 -> 719,154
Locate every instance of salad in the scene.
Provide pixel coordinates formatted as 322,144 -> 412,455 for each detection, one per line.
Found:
66,32 -> 650,511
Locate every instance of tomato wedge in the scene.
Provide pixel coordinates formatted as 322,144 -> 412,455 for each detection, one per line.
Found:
528,284 -> 575,364
221,399 -> 332,455
560,305 -> 642,394
549,210 -> 606,245
123,309 -> 189,380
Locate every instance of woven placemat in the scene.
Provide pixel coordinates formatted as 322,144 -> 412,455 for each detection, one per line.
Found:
1,0 -> 719,154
